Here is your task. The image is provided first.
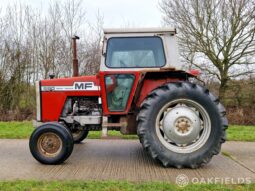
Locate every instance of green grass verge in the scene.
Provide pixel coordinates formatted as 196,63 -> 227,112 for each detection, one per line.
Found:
0,121 -> 254,141
0,121 -> 138,139
0,121 -> 33,139
0,180 -> 254,191
226,125 -> 255,142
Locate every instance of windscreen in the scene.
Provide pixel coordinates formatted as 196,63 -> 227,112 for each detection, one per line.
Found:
106,37 -> 166,68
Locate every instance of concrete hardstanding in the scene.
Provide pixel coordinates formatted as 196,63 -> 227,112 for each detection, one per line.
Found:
0,139 -> 254,182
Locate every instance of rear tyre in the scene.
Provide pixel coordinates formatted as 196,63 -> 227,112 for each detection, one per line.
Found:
29,122 -> 74,164
137,82 -> 228,168
72,129 -> 89,143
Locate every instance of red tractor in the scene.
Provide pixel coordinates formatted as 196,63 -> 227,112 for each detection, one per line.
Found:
30,28 -> 228,168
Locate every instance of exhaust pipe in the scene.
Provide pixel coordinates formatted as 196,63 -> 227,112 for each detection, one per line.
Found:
72,35 -> 80,77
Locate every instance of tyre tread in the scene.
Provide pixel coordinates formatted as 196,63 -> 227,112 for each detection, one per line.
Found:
137,82 -> 228,168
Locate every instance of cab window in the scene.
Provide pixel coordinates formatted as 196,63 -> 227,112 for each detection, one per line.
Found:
106,37 -> 165,68
105,74 -> 135,111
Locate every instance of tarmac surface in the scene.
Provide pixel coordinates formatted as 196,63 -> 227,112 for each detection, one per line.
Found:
0,139 -> 254,182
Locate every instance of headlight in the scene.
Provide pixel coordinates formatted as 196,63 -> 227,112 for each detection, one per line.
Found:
35,81 -> 41,121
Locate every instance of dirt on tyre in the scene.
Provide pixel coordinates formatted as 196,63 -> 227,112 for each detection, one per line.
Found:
72,129 -> 89,143
137,82 -> 228,168
29,122 -> 74,164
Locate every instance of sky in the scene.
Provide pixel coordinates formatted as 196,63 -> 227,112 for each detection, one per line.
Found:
0,0 -> 163,28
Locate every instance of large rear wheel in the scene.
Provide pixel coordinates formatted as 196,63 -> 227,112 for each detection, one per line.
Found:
137,82 -> 228,168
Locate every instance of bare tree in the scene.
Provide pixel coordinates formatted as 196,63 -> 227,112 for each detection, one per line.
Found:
79,11 -> 104,75
0,0 -> 104,120
160,0 -> 255,100
60,0 -> 86,76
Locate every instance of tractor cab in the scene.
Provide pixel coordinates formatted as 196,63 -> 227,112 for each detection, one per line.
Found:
99,28 -> 184,113
100,28 -> 182,71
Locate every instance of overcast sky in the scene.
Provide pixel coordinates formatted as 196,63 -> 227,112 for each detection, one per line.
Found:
0,0 -> 163,27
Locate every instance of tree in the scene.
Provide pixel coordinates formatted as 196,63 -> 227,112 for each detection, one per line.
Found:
0,0 -> 104,120
80,11 -> 104,75
160,0 -> 255,100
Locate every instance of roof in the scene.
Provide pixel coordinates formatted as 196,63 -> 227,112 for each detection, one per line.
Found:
103,27 -> 176,34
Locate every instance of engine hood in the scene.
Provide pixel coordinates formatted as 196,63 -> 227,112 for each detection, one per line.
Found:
40,75 -> 100,92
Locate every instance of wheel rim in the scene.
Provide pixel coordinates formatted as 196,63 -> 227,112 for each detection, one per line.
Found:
155,99 -> 211,153
37,132 -> 63,158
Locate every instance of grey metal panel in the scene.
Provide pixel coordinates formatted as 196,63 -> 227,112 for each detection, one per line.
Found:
103,27 -> 176,34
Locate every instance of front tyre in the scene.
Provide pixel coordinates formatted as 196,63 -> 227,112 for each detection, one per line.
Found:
29,122 -> 74,164
137,82 -> 228,168
72,129 -> 89,143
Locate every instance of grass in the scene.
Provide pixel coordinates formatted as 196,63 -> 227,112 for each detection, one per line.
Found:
0,180 -> 254,191
0,121 -> 33,139
0,121 -> 138,139
0,121 -> 254,141
226,125 -> 255,142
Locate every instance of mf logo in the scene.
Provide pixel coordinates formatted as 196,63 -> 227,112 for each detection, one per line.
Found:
74,82 -> 95,90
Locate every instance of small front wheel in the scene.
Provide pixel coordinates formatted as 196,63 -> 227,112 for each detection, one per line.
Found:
72,129 -> 89,143
29,123 -> 74,164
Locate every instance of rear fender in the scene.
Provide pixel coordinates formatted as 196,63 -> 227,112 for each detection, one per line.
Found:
134,70 -> 191,107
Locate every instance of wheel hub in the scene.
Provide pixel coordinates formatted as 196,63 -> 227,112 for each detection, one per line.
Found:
175,117 -> 192,134
163,106 -> 201,145
38,133 -> 62,157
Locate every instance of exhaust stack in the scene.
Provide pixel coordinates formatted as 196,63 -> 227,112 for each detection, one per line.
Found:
72,35 -> 80,77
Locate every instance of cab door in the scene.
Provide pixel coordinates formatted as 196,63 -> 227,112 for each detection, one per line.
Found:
99,71 -> 140,115
99,36 -> 166,114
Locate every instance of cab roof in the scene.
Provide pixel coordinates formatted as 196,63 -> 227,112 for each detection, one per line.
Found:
103,27 -> 176,34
